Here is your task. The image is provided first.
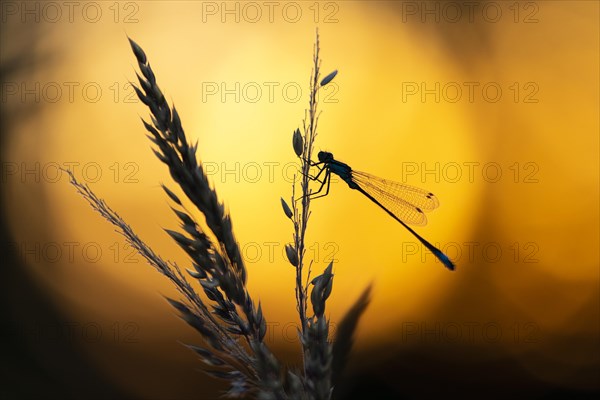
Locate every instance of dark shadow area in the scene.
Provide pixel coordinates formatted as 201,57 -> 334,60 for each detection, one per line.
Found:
0,18 -> 130,400
335,344 -> 600,399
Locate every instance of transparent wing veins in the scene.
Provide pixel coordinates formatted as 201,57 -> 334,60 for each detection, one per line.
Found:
350,170 -> 440,226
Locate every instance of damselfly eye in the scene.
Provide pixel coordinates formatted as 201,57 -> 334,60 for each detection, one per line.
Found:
318,151 -> 332,162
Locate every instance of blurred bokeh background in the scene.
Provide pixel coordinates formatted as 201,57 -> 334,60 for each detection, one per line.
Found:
1,1 -> 598,399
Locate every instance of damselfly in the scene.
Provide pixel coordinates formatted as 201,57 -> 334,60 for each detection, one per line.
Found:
309,151 -> 455,271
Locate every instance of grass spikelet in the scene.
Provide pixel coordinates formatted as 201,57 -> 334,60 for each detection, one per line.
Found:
66,31 -> 372,399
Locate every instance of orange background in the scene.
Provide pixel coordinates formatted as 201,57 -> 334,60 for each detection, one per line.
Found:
1,1 -> 598,399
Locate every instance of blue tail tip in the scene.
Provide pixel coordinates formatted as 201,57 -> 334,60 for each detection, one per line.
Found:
434,248 -> 455,271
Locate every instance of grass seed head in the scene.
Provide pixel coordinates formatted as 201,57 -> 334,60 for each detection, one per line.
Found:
281,197 -> 293,219
320,70 -> 338,87
285,244 -> 299,267
293,128 -> 304,157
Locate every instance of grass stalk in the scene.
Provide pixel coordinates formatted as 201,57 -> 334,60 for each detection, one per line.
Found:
67,31 -> 368,399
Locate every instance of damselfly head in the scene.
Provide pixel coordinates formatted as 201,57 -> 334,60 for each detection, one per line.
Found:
318,151 -> 333,162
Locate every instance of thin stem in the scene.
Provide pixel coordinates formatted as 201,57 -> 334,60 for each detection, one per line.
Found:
295,30 -> 322,335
